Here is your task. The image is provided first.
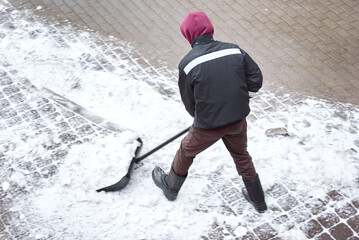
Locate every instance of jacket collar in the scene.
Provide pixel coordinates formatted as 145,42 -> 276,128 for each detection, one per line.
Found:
191,34 -> 214,48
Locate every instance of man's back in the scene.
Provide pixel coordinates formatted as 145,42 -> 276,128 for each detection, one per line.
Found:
178,35 -> 262,130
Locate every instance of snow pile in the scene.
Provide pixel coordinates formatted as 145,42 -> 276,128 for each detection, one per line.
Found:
249,97 -> 359,196
56,131 -> 139,189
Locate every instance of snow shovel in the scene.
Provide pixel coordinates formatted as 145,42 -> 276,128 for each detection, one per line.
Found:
96,126 -> 190,192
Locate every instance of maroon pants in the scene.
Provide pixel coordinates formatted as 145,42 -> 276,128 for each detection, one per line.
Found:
172,119 -> 257,181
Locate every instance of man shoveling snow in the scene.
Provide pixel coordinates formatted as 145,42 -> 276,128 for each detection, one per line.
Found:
152,11 -> 267,213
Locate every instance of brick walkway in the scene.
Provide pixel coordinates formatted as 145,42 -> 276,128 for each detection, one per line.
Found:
1,0 -> 359,240
7,0 -> 359,105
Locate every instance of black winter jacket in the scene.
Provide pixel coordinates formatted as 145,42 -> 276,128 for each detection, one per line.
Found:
178,34 -> 263,130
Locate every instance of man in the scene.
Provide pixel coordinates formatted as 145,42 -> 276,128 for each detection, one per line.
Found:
152,11 -> 267,213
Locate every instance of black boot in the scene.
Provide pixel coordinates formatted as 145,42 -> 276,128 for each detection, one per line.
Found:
152,166 -> 187,201
242,174 -> 267,213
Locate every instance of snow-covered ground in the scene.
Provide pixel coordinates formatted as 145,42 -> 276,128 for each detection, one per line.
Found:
1,1 -> 358,239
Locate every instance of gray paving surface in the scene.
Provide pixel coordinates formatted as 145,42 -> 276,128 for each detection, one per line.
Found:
7,0 -> 359,105
0,71 -> 358,239
1,69 -> 358,240
1,0 -> 359,239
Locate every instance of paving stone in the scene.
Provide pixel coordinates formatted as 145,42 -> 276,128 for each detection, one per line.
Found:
29,120 -> 47,131
26,172 -> 43,187
316,233 -> 334,240
8,93 -> 26,104
347,215 -> 359,233
267,203 -> 283,216
6,115 -> 22,127
352,198 -> 359,209
195,202 -> 209,213
0,231 -> 11,240
327,190 -> 345,201
33,156 -> 53,168
218,203 -> 236,217
0,98 -> 10,108
8,221 -> 28,239
38,103 -> 57,115
221,187 -> 242,205
305,198 -> 328,215
317,212 -> 341,229
75,124 -> 96,137
15,103 -> 32,113
34,97 -> 49,108
301,219 -> 324,239
229,199 -> 247,215
223,224 -> 236,237
7,182 -> 30,199
0,197 -> 14,214
329,223 -> 353,240
335,203 -> 358,219
272,214 -> 295,231
277,194 -> 299,211
42,140 -> 61,150
0,108 -> 18,119
18,161 -> 37,173
67,140 -> 83,148
59,131 -> 78,144
2,85 -> 20,96
208,226 -> 232,240
55,121 -> 72,132
68,115 -> 88,127
22,110 -> 41,120
236,231 -> 257,240
1,211 -> 20,225
266,183 -> 288,198
40,164 -> 58,178
253,223 -> 278,240
50,148 -> 68,161
47,112 -> 64,122
0,75 -> 13,86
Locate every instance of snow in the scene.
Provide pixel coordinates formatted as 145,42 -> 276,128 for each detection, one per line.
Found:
0,1 -> 358,239
56,132 -> 139,188
250,97 -> 359,195
2,181 -> 10,191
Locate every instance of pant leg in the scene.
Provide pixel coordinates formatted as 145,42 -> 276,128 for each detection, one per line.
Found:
172,125 -> 222,176
222,119 -> 257,181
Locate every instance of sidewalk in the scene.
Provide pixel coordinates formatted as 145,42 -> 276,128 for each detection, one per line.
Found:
1,0 -> 359,239
7,0 -> 359,105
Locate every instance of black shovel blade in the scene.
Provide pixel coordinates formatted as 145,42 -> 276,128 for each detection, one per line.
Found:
96,138 -> 142,193
96,174 -> 130,192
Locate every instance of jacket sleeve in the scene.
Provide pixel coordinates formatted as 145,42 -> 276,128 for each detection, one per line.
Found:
178,70 -> 195,117
244,53 -> 263,92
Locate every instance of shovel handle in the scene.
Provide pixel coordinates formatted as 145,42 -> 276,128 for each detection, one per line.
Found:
134,126 -> 190,163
